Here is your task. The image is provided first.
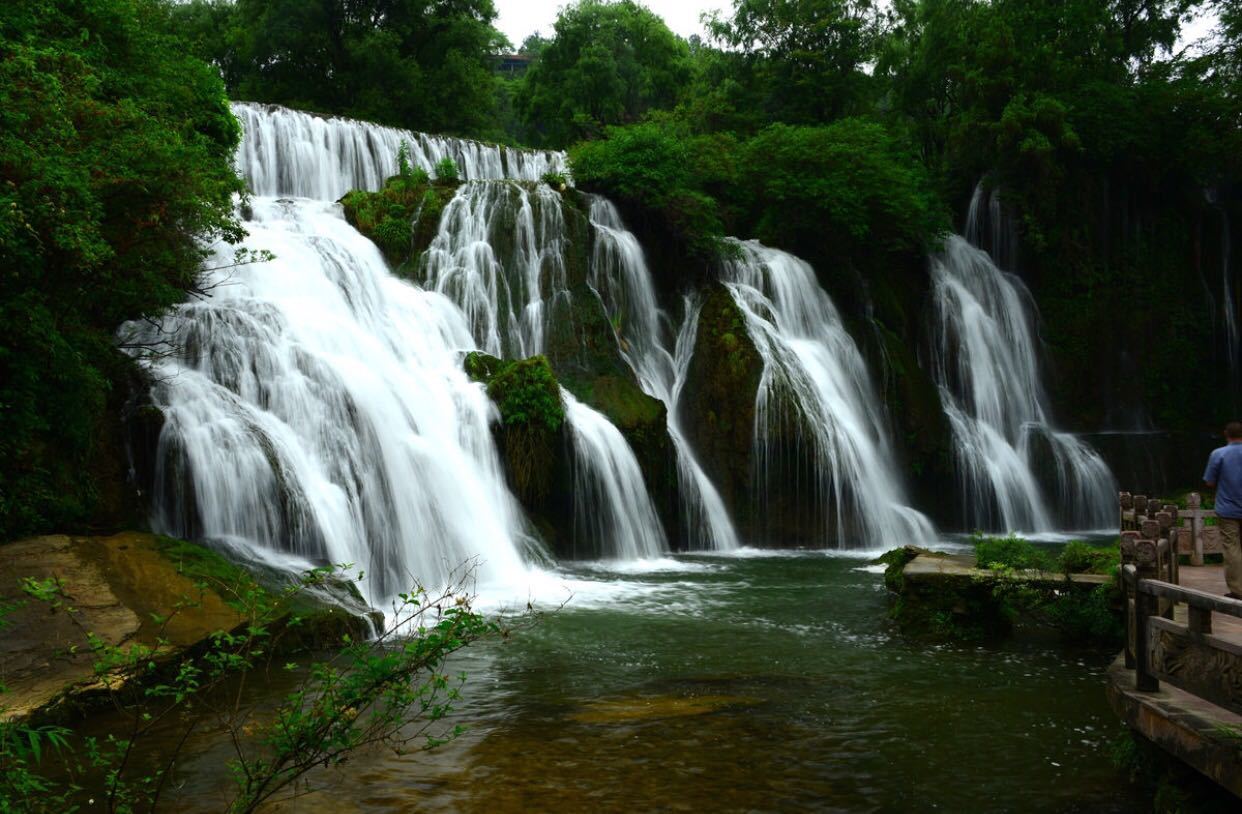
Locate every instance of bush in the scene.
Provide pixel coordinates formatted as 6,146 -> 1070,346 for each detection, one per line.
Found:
541,170 -> 569,189
973,533 -> 1052,571
1057,540 -> 1117,575
434,156 -> 460,182
465,352 -> 564,432
739,119 -> 946,259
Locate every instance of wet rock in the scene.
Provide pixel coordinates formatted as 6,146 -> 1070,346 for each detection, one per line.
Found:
679,283 -> 763,539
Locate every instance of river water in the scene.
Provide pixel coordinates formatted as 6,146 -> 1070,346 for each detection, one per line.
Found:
141,549 -> 1143,813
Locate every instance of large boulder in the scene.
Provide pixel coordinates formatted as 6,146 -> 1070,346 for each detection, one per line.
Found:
678,283 -> 764,539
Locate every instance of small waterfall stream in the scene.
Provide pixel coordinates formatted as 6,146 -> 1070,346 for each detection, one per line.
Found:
419,180 -> 571,358
563,391 -> 668,559
587,198 -> 740,550
719,241 -> 935,547
931,186 -> 1116,531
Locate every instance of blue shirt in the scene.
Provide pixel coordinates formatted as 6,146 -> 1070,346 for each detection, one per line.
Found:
1204,442 -> 1242,519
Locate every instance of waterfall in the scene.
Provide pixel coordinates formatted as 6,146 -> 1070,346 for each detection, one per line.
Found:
719,241 -> 935,548
932,195 -> 1116,531
123,198 -> 538,604
563,392 -> 668,560
418,180 -> 571,359
231,102 -> 565,198
1207,187 -> 1238,400
587,197 -> 740,550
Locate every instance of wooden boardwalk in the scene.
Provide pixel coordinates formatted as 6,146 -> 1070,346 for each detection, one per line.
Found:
1108,561 -> 1242,799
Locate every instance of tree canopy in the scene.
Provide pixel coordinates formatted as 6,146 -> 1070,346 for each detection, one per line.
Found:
0,0 -> 244,538
518,0 -> 691,148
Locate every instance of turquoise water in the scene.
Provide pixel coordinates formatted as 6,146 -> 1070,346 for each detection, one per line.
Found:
154,550 -> 1142,813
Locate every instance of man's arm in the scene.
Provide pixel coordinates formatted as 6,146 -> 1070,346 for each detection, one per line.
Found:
1204,450 -> 1222,489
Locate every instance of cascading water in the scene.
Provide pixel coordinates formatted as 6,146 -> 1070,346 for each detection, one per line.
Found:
931,185 -> 1116,531
718,241 -> 935,548
563,391 -> 668,559
1206,187 -> 1238,400
124,198 -> 538,604
418,180 -> 571,359
231,101 -> 565,197
586,197 -> 740,550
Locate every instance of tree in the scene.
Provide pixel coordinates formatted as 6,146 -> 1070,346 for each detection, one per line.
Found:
519,0 -> 692,148
0,0 -> 245,540
739,120 -> 946,259
176,0 -> 509,139
705,0 -> 888,124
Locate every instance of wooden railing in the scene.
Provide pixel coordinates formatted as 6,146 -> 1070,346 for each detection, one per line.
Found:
1119,491 -> 1221,566
1122,560 -> 1242,714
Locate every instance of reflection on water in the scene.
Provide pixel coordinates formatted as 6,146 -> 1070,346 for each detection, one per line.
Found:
114,553 -> 1143,812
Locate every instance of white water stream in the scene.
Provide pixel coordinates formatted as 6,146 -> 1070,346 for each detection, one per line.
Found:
719,241 -> 936,547
931,185 -> 1116,531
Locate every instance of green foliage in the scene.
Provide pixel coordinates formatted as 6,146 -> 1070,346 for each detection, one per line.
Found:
972,534 -> 1118,576
519,0 -> 692,148
740,119 -> 947,256
705,0 -> 887,125
1057,540 -> 1118,576
434,157 -> 461,183
0,0 -> 245,541
0,559 -> 499,812
171,0 -> 509,139
972,533 -> 1052,571
569,121 -> 730,257
465,353 -> 565,432
340,158 -> 458,269
541,171 -> 570,190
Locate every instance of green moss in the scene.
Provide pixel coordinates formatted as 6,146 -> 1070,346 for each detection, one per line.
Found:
465,352 -> 564,432
152,534 -> 254,592
340,174 -> 460,274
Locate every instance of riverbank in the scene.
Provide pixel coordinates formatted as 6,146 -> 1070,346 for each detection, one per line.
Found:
0,533 -> 374,725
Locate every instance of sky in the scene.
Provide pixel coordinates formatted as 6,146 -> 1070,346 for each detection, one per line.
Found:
494,1 -> 1222,54
494,0 -> 726,46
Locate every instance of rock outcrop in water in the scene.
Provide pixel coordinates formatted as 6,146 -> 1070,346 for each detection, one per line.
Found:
679,284 -> 764,538
463,352 -> 574,555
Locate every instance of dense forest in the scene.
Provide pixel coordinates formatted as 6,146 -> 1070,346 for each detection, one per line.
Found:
2,0 -> 1242,540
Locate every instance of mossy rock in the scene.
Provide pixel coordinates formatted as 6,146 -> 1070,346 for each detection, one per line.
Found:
538,285 -> 681,544
678,283 -> 763,538
465,353 -> 576,555
340,174 -> 460,276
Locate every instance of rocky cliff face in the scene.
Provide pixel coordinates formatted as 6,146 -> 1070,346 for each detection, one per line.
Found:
679,284 -> 764,539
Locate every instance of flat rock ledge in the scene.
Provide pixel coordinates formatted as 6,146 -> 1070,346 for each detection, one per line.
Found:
1,532 -> 372,725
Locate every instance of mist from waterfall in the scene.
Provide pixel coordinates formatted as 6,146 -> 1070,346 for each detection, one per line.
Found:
587,197 -> 740,550
719,240 -> 936,548
931,185 -> 1116,531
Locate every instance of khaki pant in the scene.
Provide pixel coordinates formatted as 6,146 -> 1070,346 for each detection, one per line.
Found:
1218,517 -> 1242,596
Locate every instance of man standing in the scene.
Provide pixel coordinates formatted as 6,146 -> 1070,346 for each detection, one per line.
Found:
1204,421 -> 1242,599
